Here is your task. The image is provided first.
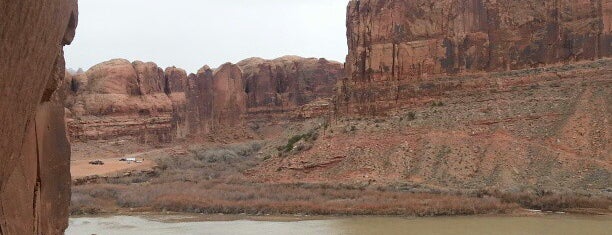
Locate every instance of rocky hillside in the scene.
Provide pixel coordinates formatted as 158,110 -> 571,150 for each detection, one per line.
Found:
257,59 -> 611,194
338,0 -> 612,115
254,0 -> 611,194
65,56 -> 343,147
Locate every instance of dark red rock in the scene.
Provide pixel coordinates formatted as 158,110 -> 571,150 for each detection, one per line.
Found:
164,66 -> 188,94
0,0 -> 78,233
238,56 -> 343,112
339,0 -> 612,115
184,63 -> 247,136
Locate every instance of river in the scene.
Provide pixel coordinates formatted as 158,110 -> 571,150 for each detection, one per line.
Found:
67,214 -> 611,235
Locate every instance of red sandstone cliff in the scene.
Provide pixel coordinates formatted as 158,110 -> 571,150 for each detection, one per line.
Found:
253,0 -> 611,194
183,57 -> 343,138
184,63 -> 247,137
0,0 -> 78,234
339,0 -> 612,115
237,56 -> 343,119
66,57 -> 343,143
65,59 -> 182,143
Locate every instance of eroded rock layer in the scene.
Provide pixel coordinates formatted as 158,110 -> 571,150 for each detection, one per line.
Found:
66,56 -> 343,142
257,59 -> 612,193
237,56 -> 343,120
65,59 -> 182,143
0,0 -> 78,234
339,0 -> 612,115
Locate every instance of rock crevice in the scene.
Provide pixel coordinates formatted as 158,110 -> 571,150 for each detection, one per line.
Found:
0,1 -> 78,234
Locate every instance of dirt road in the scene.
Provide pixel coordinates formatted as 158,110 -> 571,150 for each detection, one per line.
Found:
70,148 -> 169,179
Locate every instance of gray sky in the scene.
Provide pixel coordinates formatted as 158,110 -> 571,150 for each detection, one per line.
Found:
65,0 -> 350,73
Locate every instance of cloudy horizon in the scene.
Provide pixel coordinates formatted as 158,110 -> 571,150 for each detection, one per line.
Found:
65,0 -> 350,73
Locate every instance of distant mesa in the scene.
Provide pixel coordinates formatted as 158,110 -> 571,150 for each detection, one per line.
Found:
64,56 -> 344,142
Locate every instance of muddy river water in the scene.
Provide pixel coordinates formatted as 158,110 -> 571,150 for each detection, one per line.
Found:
67,214 -> 611,235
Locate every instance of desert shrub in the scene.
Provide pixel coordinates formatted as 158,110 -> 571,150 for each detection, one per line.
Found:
405,112 -> 416,121
280,131 -> 318,153
196,149 -> 239,163
497,191 -> 611,211
70,192 -> 103,215
194,142 -> 262,162
431,101 -> 445,107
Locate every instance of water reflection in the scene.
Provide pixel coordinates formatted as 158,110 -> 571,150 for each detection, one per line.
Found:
67,214 -> 612,235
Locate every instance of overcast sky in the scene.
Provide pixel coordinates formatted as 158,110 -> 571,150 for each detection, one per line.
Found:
65,0 -> 350,73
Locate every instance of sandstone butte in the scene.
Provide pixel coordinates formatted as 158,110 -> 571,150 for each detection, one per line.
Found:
0,0 -> 78,234
64,56 -> 343,145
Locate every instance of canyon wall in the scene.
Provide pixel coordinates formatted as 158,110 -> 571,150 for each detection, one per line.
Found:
65,59 -> 179,143
238,56 -> 343,120
66,56 -> 343,143
184,63 -> 247,138
255,0 -> 610,194
0,0 -> 78,234
339,0 -> 612,115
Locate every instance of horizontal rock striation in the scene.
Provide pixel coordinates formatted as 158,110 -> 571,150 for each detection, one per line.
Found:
66,56 -> 343,142
339,0 -> 612,115
65,59 -> 187,143
0,0 -> 78,234
257,59 -> 612,193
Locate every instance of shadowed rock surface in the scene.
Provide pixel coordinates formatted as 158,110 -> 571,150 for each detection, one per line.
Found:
237,56 -> 343,120
339,0 -> 612,115
0,0 -> 78,234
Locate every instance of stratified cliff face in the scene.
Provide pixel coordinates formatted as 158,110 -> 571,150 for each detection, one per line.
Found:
0,0 -> 78,234
237,56 -> 343,119
66,56 -> 343,143
340,0 -> 612,115
257,59 -> 612,193
183,57 -> 343,138
65,59 -> 180,143
253,0 -> 611,194
164,67 -> 189,138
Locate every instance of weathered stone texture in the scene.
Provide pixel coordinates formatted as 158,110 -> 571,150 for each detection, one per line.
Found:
184,63 -> 247,137
65,60 -> 188,143
237,56 -> 343,114
0,0 -> 78,234
339,0 -> 612,115
66,56 -> 344,141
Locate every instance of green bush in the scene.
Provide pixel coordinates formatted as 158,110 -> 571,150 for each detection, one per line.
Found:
280,131 -> 318,153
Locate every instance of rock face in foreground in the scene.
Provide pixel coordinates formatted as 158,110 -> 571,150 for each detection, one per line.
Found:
339,0 -> 612,115
0,0 -> 78,234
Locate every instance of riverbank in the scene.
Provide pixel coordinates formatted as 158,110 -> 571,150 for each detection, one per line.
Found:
70,141 -> 611,217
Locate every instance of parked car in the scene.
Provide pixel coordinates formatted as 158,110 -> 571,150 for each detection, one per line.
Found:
89,160 -> 104,165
